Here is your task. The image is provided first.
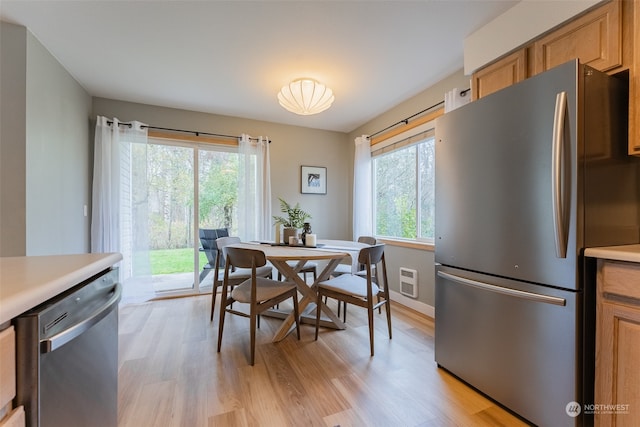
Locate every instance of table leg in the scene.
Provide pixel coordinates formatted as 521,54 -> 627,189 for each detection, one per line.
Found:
269,258 -> 346,342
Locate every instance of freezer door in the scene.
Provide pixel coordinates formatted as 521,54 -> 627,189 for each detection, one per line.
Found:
435,265 -> 582,427
435,60 -> 581,289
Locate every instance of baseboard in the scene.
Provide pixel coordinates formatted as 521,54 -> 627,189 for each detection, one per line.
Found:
390,290 -> 435,318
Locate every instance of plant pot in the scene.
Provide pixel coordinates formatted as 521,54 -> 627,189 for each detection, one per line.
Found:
282,227 -> 299,244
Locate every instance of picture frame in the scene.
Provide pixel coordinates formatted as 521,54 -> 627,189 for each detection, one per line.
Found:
300,165 -> 327,195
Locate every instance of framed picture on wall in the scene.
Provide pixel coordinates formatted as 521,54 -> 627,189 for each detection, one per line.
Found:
301,166 -> 327,194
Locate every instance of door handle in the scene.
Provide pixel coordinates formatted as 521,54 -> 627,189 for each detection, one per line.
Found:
552,91 -> 568,258
40,282 -> 122,353
438,271 -> 566,306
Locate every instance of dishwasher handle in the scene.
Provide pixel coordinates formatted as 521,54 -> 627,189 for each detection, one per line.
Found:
437,271 -> 566,306
41,282 -> 122,353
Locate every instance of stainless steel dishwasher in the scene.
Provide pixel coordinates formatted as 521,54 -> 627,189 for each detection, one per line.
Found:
14,268 -> 121,427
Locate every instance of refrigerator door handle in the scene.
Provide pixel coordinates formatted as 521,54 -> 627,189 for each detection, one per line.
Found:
437,271 -> 566,306
552,91 -> 568,258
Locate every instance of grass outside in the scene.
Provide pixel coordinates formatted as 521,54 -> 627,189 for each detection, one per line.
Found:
150,248 -> 208,275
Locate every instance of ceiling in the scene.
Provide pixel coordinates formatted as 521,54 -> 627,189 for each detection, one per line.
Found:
0,0 -> 518,133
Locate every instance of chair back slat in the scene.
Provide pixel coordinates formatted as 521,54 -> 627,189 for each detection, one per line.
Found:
212,236 -> 240,275
358,244 -> 385,266
225,246 -> 267,269
357,236 -> 377,245
216,236 -> 241,258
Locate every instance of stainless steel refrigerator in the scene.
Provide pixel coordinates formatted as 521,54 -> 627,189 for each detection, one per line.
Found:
434,59 -> 640,427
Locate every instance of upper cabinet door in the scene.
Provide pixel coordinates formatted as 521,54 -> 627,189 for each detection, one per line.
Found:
533,0 -> 622,74
471,49 -> 527,101
630,0 -> 640,156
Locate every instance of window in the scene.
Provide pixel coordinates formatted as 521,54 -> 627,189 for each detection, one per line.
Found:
372,127 -> 435,242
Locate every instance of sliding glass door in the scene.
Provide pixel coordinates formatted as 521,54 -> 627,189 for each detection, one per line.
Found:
143,138 -> 239,296
147,142 -> 195,293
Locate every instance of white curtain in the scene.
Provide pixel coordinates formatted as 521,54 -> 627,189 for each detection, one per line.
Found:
237,134 -> 272,242
444,88 -> 470,112
91,116 -> 149,280
353,135 -> 373,240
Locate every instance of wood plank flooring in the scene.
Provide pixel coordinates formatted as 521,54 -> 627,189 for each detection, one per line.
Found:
118,295 -> 530,426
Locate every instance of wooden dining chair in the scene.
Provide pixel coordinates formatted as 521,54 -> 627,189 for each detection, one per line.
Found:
330,236 -> 377,276
217,247 -> 301,365
314,244 -> 392,357
209,236 -> 273,322
327,236 -> 377,321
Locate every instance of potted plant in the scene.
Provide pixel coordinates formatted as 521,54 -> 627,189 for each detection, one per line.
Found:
273,197 -> 311,244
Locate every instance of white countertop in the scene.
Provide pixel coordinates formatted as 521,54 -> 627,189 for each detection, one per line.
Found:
584,244 -> 640,263
0,252 -> 122,324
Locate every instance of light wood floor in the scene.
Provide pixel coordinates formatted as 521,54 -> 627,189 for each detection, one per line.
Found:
118,295 -> 530,427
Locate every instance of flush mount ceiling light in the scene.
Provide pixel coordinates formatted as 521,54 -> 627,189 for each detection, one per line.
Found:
277,78 -> 335,115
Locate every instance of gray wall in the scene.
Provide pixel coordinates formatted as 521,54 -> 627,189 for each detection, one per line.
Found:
92,98 -> 352,240
0,22 -> 27,256
25,30 -> 92,255
0,21 -> 92,256
348,69 -> 471,312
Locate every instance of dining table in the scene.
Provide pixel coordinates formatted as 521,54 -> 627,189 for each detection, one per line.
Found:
228,240 -> 368,342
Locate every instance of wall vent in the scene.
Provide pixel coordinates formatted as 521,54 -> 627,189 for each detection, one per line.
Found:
399,267 -> 418,298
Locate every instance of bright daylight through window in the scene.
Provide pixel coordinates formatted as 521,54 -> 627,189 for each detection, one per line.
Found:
372,130 -> 435,242
143,138 -> 240,293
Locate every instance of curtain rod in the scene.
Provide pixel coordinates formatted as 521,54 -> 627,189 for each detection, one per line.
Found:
369,88 -> 470,139
106,120 -> 271,143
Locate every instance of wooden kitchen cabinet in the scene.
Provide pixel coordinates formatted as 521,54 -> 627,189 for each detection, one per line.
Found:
0,327 -> 16,416
471,0 -> 639,155
471,49 -> 527,100
471,0 -> 623,100
533,0 -> 622,75
0,326 -> 24,427
629,0 -> 640,156
595,259 -> 640,427
0,408 -> 25,427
